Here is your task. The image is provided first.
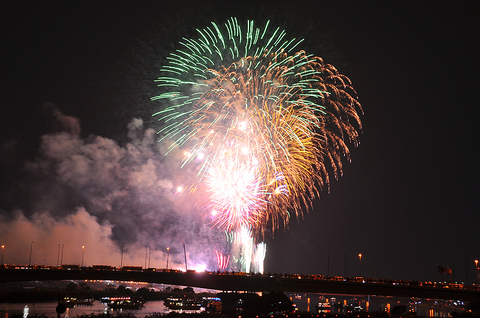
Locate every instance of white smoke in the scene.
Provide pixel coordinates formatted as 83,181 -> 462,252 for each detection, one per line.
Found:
0,107 -> 223,270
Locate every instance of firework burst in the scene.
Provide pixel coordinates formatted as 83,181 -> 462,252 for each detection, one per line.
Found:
153,18 -> 362,237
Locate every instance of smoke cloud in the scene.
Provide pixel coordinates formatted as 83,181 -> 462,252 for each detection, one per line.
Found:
0,106 -> 223,270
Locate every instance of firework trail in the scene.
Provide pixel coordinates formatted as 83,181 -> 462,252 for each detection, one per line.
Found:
215,249 -> 230,271
153,18 -> 362,239
224,227 -> 266,273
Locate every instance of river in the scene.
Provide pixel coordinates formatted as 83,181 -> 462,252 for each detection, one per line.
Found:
0,296 -> 459,318
0,300 -> 175,318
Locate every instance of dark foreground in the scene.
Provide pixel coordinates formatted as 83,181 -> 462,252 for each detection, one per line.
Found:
3,311 -> 480,318
2,281 -> 480,318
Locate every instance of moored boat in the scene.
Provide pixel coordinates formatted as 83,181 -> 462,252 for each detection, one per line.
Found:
315,301 -> 332,312
164,297 -> 202,310
315,296 -> 332,313
61,297 -> 94,307
107,297 -> 145,309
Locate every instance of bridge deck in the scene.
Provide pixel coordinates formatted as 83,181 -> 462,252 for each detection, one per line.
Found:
1,269 -> 479,302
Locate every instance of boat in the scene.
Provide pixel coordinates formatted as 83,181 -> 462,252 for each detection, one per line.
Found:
100,296 -> 111,303
315,299 -> 332,313
164,297 -> 203,310
107,297 -> 145,309
61,297 -> 94,307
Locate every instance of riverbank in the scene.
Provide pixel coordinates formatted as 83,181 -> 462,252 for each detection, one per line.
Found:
0,281 -> 211,303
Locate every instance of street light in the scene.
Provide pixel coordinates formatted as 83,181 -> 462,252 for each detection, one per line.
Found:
145,246 -> 148,269
81,246 -> 85,267
476,260 -> 479,286
120,242 -> 124,268
57,244 -> 60,267
359,253 -> 362,277
166,247 -> 170,270
1,245 -> 4,266
181,237 -> 187,272
60,244 -> 64,266
28,241 -> 33,267
148,246 -> 151,269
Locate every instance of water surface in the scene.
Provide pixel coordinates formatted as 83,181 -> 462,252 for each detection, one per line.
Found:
0,300 -> 171,318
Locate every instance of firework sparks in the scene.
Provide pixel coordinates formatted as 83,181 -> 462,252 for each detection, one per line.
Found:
215,249 -> 230,271
153,18 -> 362,237
205,155 -> 266,231
224,226 -> 265,273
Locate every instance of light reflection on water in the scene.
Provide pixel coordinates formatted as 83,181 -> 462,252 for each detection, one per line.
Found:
0,301 -> 170,318
288,293 -> 460,318
1,298 -> 459,318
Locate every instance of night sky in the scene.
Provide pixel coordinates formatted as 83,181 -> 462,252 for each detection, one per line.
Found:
1,2 -> 478,283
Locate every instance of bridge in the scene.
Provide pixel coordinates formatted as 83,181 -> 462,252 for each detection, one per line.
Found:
1,268 -> 480,302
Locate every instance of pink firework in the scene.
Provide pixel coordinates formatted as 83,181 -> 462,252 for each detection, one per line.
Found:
215,249 -> 230,271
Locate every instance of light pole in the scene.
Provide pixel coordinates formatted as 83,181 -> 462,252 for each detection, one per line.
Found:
166,247 -> 170,270
60,244 -> 64,266
28,241 -> 33,267
81,246 -> 85,267
148,246 -> 151,269
1,245 -> 4,266
145,246 -> 148,269
181,238 -> 187,272
120,242 -> 124,268
359,253 -> 362,277
475,260 -> 479,286
57,244 -> 60,267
